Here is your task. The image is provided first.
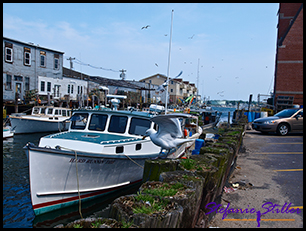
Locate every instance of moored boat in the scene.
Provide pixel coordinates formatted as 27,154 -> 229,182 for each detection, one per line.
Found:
24,108 -> 202,215
3,126 -> 14,139
10,106 -> 72,134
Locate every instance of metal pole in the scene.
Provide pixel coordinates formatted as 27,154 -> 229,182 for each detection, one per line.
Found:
165,9 -> 174,114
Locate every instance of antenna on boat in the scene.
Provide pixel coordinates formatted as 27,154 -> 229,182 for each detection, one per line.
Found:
165,9 -> 174,115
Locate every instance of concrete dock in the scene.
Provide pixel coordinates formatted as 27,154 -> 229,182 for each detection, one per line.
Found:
208,129 -> 303,228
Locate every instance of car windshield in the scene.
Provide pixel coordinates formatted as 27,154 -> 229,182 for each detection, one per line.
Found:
274,109 -> 299,118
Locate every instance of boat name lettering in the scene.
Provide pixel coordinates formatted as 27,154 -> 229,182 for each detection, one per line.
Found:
69,158 -> 115,164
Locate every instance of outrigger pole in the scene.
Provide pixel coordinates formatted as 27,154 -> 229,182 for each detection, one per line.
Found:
165,9 -> 174,114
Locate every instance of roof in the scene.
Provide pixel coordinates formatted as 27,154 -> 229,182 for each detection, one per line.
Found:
3,36 -> 64,54
89,76 -> 143,90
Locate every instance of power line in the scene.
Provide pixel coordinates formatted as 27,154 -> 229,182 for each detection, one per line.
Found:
64,55 -> 120,73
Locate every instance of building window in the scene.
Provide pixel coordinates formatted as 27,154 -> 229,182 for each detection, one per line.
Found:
78,86 -> 80,94
71,85 -> 74,94
41,81 -> 45,92
54,54 -> 59,69
170,89 -> 173,93
40,51 -> 46,67
14,76 -> 23,81
47,82 -> 51,92
24,47 -> 31,66
25,77 -> 30,91
68,84 -> 70,94
6,74 -> 12,90
5,42 -> 13,63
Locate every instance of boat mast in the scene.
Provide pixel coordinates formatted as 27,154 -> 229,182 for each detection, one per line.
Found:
197,58 -> 200,105
165,9 -> 174,114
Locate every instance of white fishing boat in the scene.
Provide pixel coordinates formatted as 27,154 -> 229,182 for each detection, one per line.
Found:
23,108 -> 203,215
3,126 -> 14,139
9,106 -> 72,134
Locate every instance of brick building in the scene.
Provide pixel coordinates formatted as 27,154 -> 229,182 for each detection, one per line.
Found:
273,3 -> 303,111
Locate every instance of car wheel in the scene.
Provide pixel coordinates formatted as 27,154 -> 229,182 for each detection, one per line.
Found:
277,123 -> 289,136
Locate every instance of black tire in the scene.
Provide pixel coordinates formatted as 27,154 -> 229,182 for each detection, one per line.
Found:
277,123 -> 289,136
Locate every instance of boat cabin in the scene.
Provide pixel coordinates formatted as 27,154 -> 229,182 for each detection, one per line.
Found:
69,109 -> 156,137
31,106 -> 72,117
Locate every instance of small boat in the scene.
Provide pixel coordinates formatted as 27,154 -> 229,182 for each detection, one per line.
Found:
24,108 -> 202,215
10,106 -> 72,134
189,107 -> 222,130
200,107 -> 222,130
3,126 -> 14,139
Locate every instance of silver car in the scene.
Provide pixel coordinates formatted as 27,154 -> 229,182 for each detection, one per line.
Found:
252,108 -> 303,135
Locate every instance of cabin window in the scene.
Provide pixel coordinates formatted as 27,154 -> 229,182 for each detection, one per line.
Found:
47,108 -> 53,115
62,110 -> 67,116
54,109 -> 61,115
40,108 -> 46,114
89,113 -> 108,131
129,118 -> 151,136
116,146 -> 124,153
108,115 -> 128,134
136,143 -> 142,151
70,113 -> 89,130
33,107 -> 40,114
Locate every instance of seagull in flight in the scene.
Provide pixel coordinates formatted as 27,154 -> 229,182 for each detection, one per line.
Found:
155,63 -> 158,67
155,71 -> 183,93
143,113 -> 196,156
188,34 -> 195,39
141,25 -> 150,29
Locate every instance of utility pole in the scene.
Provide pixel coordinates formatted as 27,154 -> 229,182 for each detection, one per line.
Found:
67,57 -> 75,69
119,69 -> 126,80
67,57 -> 75,79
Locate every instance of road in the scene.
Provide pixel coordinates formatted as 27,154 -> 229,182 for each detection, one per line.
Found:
208,129 -> 303,228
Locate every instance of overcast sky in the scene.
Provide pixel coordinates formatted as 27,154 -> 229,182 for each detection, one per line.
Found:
3,3 -> 279,101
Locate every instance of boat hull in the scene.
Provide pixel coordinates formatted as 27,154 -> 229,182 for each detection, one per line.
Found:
10,117 -> 69,134
3,126 -> 14,139
26,144 -> 158,215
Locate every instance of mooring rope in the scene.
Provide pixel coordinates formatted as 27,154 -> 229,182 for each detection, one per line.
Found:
122,153 -> 144,169
57,146 -> 83,219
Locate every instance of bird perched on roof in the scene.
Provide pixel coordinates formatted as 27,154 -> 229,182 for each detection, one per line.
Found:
143,113 -> 195,157
141,25 -> 150,29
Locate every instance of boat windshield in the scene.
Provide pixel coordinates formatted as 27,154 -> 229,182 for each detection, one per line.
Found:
108,115 -> 128,134
128,117 -> 151,136
88,113 -> 108,131
70,113 -> 89,130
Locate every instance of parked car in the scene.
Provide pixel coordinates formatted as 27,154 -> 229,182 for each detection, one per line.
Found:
252,108 -> 303,135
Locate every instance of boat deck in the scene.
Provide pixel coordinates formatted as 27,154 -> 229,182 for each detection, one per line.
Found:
44,131 -> 143,145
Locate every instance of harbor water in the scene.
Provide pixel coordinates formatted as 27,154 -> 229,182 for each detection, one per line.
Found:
3,106 -> 236,228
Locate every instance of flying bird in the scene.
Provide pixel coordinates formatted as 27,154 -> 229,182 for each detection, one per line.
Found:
155,63 -> 158,67
141,25 -> 150,29
155,71 -> 183,93
188,34 -> 195,39
143,113 -> 196,155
